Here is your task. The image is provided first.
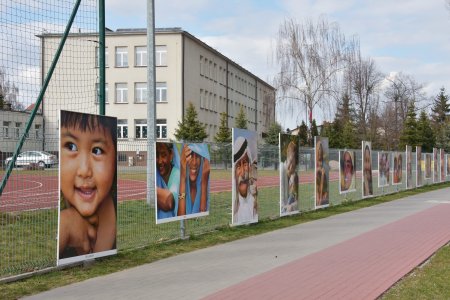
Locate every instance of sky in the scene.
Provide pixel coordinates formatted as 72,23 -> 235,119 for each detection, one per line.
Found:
5,0 -> 449,130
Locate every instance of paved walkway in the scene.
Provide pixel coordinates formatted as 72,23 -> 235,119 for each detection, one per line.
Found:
26,188 -> 450,300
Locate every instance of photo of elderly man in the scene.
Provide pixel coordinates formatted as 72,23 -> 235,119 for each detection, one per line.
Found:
232,128 -> 258,225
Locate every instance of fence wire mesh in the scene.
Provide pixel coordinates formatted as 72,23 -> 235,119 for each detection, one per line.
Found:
1,140 -> 447,278
0,0 -> 448,281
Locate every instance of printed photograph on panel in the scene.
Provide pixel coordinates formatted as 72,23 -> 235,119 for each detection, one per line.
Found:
155,142 -> 211,224
315,137 -> 329,208
393,152 -> 403,185
416,146 -> 423,187
447,154 -> 450,177
433,148 -> 438,183
279,133 -> 299,216
425,153 -> 432,179
378,152 -> 390,188
339,150 -> 356,194
406,146 -> 413,189
440,149 -> 445,182
232,128 -> 258,225
58,110 -> 117,266
362,141 -> 373,198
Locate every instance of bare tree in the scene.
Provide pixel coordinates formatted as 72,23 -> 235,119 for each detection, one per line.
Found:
0,68 -> 21,111
349,53 -> 384,140
274,17 -> 355,127
383,72 -> 426,146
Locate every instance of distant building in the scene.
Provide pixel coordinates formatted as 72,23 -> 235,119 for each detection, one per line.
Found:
0,109 -> 44,163
40,28 -> 276,159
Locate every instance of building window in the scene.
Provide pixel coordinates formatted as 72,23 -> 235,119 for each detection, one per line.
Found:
200,89 -> 204,108
135,82 -> 147,103
156,82 -> 167,102
115,83 -> 128,103
135,119 -> 147,139
35,124 -> 41,139
135,46 -> 147,67
15,122 -> 21,139
96,47 -> 109,67
96,83 -> 109,103
155,45 -> 167,66
200,55 -> 203,76
115,46 -> 128,67
156,119 -> 167,139
2,121 -> 10,138
117,120 -> 128,139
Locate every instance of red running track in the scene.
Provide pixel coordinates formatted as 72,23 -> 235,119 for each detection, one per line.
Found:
0,171 -> 341,212
204,203 -> 450,300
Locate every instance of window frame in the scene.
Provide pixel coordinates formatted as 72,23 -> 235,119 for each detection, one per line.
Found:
155,45 -> 167,66
156,119 -> 167,139
135,46 -> 147,67
156,82 -> 167,102
134,82 -> 147,103
115,46 -> 128,67
115,83 -> 128,103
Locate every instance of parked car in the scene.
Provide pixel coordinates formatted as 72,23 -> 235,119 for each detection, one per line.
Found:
5,151 -> 58,168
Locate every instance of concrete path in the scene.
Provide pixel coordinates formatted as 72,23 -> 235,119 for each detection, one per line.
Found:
25,188 -> 450,300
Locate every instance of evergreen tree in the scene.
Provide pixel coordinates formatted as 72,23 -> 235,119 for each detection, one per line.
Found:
399,102 -> 418,149
431,87 -> 450,126
264,122 -> 282,145
416,110 -> 435,153
214,112 -> 231,143
335,92 -> 354,125
174,102 -> 207,142
430,87 -> 450,150
298,121 -> 308,146
341,120 -> 358,149
308,119 -> 319,146
321,121 -> 342,148
235,105 -> 248,129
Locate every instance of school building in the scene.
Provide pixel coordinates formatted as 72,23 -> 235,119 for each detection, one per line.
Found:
39,28 -> 276,164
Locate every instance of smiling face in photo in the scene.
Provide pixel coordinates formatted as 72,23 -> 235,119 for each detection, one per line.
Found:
60,125 -> 115,217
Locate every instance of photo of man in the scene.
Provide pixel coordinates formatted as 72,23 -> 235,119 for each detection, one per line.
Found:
393,152 -> 403,185
315,137 -> 329,208
378,152 -> 390,188
232,128 -> 258,225
58,110 -> 117,266
406,146 -> 413,189
339,150 -> 356,194
279,133 -> 299,216
416,146 -> 423,187
362,141 -> 373,198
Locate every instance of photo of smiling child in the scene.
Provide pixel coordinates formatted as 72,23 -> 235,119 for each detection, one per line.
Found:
58,110 -> 117,265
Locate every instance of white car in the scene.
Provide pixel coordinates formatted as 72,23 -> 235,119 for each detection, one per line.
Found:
5,151 -> 58,168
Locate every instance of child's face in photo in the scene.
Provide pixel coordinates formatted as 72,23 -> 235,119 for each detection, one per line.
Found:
61,125 -> 115,217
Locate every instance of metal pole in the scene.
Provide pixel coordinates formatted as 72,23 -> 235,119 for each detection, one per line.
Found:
99,0 -> 105,115
146,0 -> 156,205
0,0 -> 82,196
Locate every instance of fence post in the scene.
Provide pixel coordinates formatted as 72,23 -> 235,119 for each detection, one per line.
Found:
0,0 -> 82,196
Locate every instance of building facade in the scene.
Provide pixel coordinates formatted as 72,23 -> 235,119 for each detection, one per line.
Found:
40,28 -> 276,158
0,109 -> 44,164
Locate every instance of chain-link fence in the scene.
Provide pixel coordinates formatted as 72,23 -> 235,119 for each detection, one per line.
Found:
1,140 -> 447,279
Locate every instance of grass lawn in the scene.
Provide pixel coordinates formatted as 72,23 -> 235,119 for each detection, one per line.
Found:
1,182 -> 450,299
